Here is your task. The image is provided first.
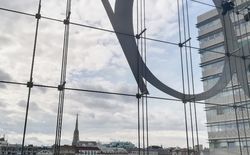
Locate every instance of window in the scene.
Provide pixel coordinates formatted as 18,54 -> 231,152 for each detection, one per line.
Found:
235,142 -> 241,147
209,142 -> 215,149
199,31 -> 223,46
198,19 -> 221,32
220,142 -> 227,148
206,108 -> 217,118
202,61 -> 224,76
217,106 -> 223,115
214,141 -> 220,148
203,76 -> 220,90
228,142 -> 235,148
200,45 -> 225,63
242,140 -> 250,147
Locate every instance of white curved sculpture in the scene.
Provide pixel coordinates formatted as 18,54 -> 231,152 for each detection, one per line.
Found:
102,0 -> 250,101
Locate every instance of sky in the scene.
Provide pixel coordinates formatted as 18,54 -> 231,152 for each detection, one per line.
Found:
0,0 -> 215,148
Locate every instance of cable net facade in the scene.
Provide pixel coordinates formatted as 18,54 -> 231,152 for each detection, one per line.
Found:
1,0 -> 250,155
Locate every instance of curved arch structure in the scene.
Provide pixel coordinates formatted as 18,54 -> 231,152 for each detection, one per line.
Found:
101,0 -> 250,101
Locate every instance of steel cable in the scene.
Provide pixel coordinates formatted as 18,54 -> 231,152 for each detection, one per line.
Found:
21,0 -> 42,154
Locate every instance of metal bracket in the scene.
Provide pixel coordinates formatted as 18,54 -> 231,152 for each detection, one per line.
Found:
27,81 -> 33,88
178,37 -> 191,48
58,81 -> 66,91
136,28 -> 147,39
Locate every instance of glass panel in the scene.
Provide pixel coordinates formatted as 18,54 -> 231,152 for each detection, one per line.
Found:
228,142 -> 236,148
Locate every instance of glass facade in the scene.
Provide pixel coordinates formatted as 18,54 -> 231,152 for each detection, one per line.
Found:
198,18 -> 221,32
207,121 -> 250,133
203,76 -> 220,91
209,140 -> 247,149
209,140 -> 250,149
200,45 -> 225,63
199,31 -> 223,46
201,60 -> 224,77
198,1 -> 250,153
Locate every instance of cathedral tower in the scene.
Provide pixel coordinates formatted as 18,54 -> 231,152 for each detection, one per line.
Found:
72,114 -> 79,146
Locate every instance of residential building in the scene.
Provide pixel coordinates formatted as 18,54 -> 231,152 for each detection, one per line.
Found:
128,146 -> 172,155
103,141 -> 135,150
37,149 -> 53,155
171,148 -> 196,155
0,137 -> 50,155
76,142 -> 101,155
197,0 -> 250,154
100,147 -> 127,155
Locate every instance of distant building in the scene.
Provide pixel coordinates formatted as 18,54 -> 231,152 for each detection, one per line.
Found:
72,114 -> 80,146
127,145 -> 209,155
77,141 -> 98,147
128,148 -> 159,155
1,114 -> 209,155
128,146 -> 172,155
171,148 -> 196,155
37,149 -> 53,155
103,141 -> 135,150
0,137 -> 51,155
76,141 -> 101,155
59,145 -> 76,155
100,147 -> 128,155
77,146 -> 101,155
0,137 -> 7,146
147,145 -> 172,155
70,115 -> 137,155
71,115 -> 100,155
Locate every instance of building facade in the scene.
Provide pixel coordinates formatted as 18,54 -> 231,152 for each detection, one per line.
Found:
197,0 -> 250,154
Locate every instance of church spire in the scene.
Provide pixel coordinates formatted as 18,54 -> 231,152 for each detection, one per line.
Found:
72,114 -> 79,146
76,114 -> 78,130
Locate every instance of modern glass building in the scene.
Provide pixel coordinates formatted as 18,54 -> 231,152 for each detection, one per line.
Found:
197,0 -> 250,154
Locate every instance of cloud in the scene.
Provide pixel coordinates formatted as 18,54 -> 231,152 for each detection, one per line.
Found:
0,69 -> 12,88
17,100 -> 41,111
0,0 -> 38,13
0,102 -> 6,108
0,0 -> 208,148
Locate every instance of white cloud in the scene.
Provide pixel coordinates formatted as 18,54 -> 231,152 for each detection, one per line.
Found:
0,0 -> 209,148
